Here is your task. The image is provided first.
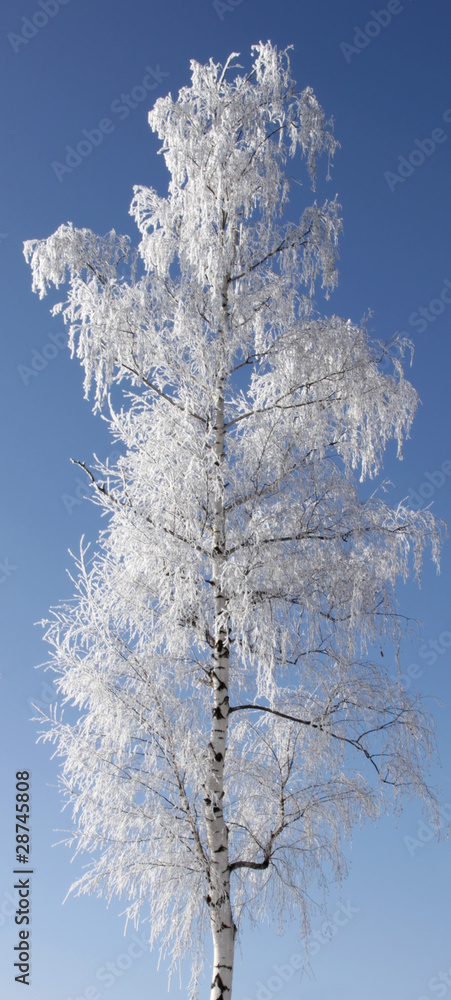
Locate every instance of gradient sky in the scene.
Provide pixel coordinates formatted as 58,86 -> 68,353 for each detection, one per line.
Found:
1,1 -> 451,999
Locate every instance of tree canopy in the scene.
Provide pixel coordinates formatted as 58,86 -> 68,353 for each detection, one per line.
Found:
24,42 -> 443,1000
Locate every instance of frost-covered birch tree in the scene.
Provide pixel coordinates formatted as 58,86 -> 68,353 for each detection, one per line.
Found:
25,42 -> 443,1000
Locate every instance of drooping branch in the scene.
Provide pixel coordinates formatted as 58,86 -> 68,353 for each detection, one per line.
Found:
228,702 -> 406,778
71,459 -> 212,560
119,360 -> 207,426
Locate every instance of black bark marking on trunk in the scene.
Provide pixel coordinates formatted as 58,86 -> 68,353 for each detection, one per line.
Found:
211,676 -> 228,690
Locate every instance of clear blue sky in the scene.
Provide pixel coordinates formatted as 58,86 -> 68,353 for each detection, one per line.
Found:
1,1 -> 451,998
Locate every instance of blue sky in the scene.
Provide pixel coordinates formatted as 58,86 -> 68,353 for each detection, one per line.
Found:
1,1 -> 450,998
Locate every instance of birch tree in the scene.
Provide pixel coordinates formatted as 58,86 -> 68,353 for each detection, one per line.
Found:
24,42 -> 443,1000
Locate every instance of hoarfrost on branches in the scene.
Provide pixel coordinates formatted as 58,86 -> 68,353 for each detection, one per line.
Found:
25,42 -> 444,1000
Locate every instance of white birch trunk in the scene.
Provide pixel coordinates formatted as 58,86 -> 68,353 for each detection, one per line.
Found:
204,277 -> 235,1000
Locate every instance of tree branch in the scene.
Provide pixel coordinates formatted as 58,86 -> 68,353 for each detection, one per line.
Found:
229,703 -> 384,777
